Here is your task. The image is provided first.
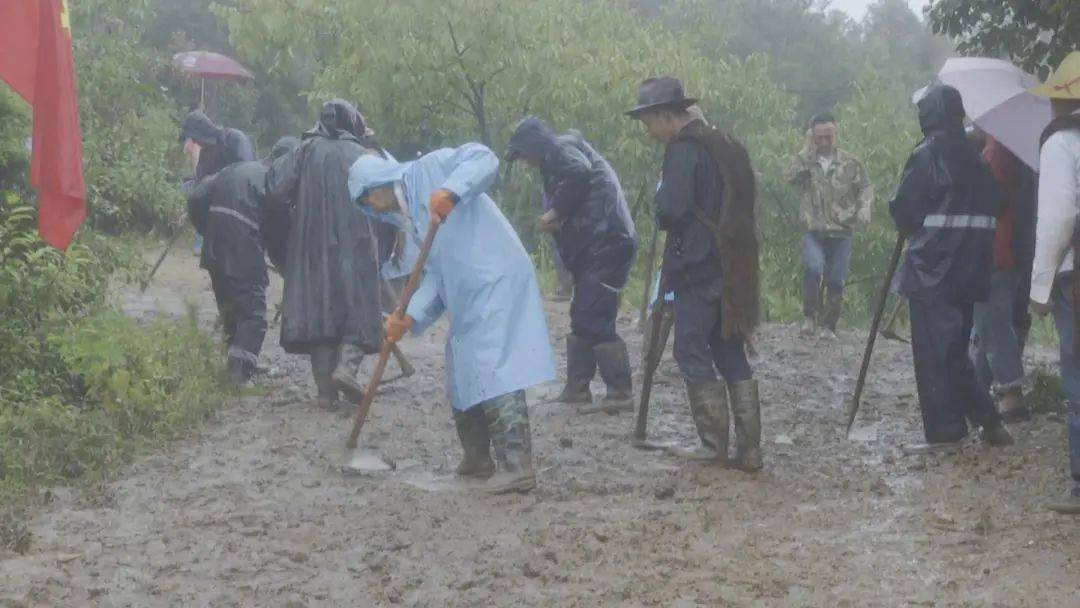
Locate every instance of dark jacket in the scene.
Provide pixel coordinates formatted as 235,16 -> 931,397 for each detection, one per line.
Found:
656,118 -> 724,289
264,100 -> 386,355
506,117 -> 636,277
187,160 -> 270,285
890,85 -> 1003,302
179,110 -> 257,179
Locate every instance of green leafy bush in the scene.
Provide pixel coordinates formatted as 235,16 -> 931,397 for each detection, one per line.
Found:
72,0 -> 187,234
0,311 -> 224,497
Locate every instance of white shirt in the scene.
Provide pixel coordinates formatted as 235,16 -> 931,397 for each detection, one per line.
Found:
1031,121 -> 1080,304
818,154 -> 834,174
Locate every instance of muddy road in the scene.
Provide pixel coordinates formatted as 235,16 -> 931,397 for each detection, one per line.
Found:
2,249 -> 1078,607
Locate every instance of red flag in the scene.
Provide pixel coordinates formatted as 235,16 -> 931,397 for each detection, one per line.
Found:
0,0 -> 86,249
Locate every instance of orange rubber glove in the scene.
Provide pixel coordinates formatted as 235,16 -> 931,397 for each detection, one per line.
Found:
384,312 -> 413,344
429,189 -> 457,224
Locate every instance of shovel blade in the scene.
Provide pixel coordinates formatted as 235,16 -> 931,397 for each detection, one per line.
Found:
342,448 -> 394,475
632,437 -> 674,451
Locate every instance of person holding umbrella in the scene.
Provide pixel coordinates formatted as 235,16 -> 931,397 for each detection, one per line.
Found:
1028,51 -> 1080,514
178,110 -> 256,181
178,110 -> 256,256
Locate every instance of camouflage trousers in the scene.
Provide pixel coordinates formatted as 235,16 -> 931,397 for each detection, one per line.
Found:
475,390 -> 533,472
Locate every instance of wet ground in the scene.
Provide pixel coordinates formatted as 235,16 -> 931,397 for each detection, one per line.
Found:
2,247 -> 1079,607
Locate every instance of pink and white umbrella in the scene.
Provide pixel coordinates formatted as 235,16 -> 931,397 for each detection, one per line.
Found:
172,51 -> 255,108
937,57 -> 1051,170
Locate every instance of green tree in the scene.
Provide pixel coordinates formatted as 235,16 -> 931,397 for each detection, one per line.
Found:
927,0 -> 1079,77
71,0 -> 187,233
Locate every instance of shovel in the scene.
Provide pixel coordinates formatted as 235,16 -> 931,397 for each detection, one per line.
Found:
345,217 -> 440,467
846,234 -> 905,437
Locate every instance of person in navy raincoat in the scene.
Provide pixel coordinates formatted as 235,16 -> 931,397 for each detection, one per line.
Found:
186,137 -> 299,384
505,116 -> 637,414
890,84 -> 1013,448
349,143 -> 555,495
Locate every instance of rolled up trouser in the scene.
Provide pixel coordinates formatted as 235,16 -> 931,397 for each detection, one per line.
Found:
971,268 -> 1025,395
909,293 -> 1001,444
211,271 -> 267,371
1050,276 -> 1080,481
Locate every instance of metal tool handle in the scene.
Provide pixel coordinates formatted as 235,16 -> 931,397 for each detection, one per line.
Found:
846,234 -> 905,436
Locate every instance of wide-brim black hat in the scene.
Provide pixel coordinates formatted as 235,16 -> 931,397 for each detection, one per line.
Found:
626,76 -> 697,118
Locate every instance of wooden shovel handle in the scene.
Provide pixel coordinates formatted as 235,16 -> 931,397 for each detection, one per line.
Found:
347,217 -> 441,449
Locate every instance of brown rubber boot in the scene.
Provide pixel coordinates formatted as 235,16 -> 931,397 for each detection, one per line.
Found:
729,379 -> 763,472
453,406 -> 495,478
666,379 -> 729,463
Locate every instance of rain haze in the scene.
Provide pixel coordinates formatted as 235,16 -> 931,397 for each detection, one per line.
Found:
831,0 -> 931,19
3,0 -> 1080,606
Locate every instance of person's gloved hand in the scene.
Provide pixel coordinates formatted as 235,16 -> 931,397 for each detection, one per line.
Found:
384,312 -> 413,344
429,189 -> 457,224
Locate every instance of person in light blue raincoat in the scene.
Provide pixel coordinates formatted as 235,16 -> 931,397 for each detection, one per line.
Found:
349,143 -> 555,495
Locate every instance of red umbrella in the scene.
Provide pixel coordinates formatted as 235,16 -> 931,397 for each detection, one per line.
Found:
172,51 -> 254,108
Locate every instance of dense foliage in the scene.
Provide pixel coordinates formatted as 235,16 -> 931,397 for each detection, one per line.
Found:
927,0 -> 1079,78
217,0 -> 942,322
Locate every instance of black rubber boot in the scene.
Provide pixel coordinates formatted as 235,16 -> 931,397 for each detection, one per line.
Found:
587,338 -> 633,414
453,406 -> 495,479
309,344 -> 339,410
981,421 -> 1015,446
554,334 -> 595,404
666,379 -> 729,463
729,379 -> 763,472
226,356 -> 253,386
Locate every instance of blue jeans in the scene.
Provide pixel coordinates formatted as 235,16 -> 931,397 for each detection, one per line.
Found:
971,269 -> 1026,394
1050,276 -> 1080,482
801,232 -> 852,318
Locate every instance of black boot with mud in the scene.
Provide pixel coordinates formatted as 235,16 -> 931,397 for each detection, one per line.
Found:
981,421 -> 1015,446
309,344 -> 340,411
551,334 -> 595,406
582,338 -> 634,414
453,407 -> 495,479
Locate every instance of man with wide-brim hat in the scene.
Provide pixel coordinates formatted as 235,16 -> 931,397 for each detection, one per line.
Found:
1029,51 -> 1080,515
627,76 -> 763,471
